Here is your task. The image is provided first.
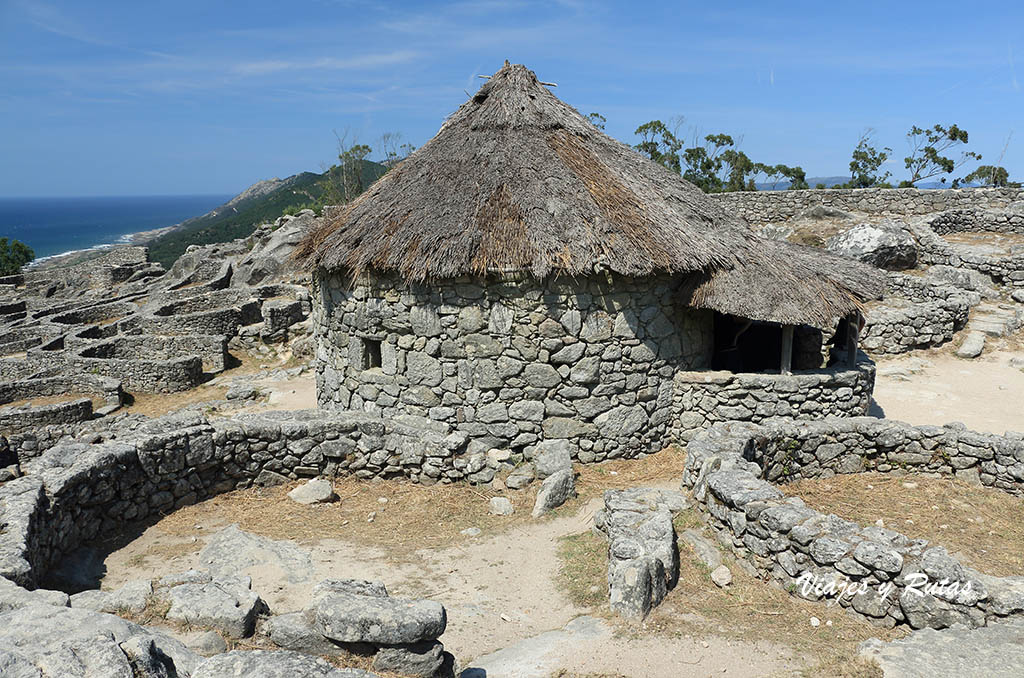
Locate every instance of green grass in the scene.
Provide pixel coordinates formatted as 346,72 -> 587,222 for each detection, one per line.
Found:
555,532 -> 608,608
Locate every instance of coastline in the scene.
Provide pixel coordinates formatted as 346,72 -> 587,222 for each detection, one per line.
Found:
28,223 -> 179,271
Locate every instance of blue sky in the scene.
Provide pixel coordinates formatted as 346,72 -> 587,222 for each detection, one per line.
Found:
1,0 -> 1022,197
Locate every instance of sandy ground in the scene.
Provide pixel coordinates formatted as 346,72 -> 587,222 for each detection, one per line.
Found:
96,490 -> 804,677
872,349 -> 1024,435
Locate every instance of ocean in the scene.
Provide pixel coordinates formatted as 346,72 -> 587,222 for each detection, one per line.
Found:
0,194 -> 233,262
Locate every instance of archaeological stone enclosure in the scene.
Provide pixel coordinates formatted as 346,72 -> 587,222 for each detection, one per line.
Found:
1,62 -> 1024,677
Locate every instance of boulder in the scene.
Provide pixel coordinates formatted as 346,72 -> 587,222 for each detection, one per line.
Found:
505,463 -> 536,490
826,220 -> 918,270
232,212 -> 313,286
710,565 -> 733,588
489,497 -> 514,516
531,468 -> 576,518
288,479 -> 337,505
70,580 -> 152,614
313,592 -> 446,645
0,577 -> 69,613
0,604 -> 201,678
372,641 -> 448,678
185,630 -> 228,657
266,611 -> 346,656
165,575 -> 265,638
532,440 -> 573,479
193,650 -> 377,678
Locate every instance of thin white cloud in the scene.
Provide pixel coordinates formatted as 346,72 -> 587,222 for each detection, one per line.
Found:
231,51 -> 420,76
16,0 -> 173,59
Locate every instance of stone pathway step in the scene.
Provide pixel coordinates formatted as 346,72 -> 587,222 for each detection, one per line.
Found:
859,618 -> 1024,678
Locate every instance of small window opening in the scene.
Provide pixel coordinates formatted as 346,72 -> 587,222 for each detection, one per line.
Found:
361,339 -> 382,370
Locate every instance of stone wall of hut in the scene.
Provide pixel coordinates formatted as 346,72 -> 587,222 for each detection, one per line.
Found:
312,271 -> 714,461
710,187 -> 1024,226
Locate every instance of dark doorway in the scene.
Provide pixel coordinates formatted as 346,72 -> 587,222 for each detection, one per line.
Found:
712,313 -> 783,373
361,338 -> 382,370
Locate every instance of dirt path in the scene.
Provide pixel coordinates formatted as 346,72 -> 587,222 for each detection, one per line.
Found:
96,488 -> 808,676
872,349 -> 1024,435
100,496 -> 602,660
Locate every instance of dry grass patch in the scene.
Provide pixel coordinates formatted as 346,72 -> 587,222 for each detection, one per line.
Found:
781,472 -> 1024,576
575,446 -> 688,497
555,532 -> 608,608
122,386 -> 230,418
942,232 -> 1024,249
646,519 -> 899,678
151,446 -> 690,556
156,478 -> 543,555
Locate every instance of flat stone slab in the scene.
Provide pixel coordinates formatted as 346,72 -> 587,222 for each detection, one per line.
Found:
459,616 -> 610,678
165,576 -> 264,638
193,650 -> 378,678
955,331 -> 986,359
313,592 -> 446,645
860,618 -> 1024,677
198,524 -> 314,584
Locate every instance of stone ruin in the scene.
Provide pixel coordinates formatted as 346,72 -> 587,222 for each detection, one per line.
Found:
715,187 -> 1024,359
1,72 -> 1023,676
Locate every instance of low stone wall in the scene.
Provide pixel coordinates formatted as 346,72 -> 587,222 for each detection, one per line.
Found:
928,208 -> 1024,235
906,222 -> 1024,288
670,358 -> 875,441
681,419 -> 1024,630
0,409 -> 470,588
62,342 -> 202,393
710,187 -> 1024,227
0,373 -> 123,408
0,399 -> 93,436
49,300 -> 136,326
0,328 -> 47,356
73,334 -> 227,378
745,417 -> 1024,492
860,274 -> 975,355
0,357 -> 44,382
0,373 -> 123,436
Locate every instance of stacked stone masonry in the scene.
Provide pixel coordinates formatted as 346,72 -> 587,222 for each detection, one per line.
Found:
671,358 -> 875,441
711,187 -> 1024,227
860,274 -> 976,355
681,418 -> 1024,630
314,271 -> 715,461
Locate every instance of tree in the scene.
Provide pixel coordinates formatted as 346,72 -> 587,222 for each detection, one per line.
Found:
756,163 -> 809,190
901,123 -> 981,186
586,112 -> 606,130
0,238 -> 34,276
680,133 -> 738,192
719,147 -> 758,192
847,130 -> 892,188
962,165 -> 1019,187
320,131 -> 373,207
634,119 -> 684,173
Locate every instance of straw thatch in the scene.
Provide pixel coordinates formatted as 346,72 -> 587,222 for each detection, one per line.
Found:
299,61 -> 882,326
678,240 -> 882,327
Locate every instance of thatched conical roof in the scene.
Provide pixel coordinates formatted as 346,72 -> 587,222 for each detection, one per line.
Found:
299,62 -> 882,327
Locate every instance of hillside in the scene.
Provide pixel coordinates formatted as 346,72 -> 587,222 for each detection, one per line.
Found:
146,160 -> 386,268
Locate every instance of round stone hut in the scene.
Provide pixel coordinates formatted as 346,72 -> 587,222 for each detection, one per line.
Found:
298,62 -> 883,461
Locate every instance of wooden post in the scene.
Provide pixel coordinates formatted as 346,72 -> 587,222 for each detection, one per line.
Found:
780,325 -> 794,375
846,313 -> 860,366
